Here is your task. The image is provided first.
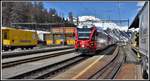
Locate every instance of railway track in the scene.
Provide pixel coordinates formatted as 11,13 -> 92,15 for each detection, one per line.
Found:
3,45 -> 123,79
2,53 -> 88,79
2,48 -> 74,68
22,55 -> 87,79
51,45 -> 140,80
89,46 -> 125,79
2,46 -> 73,58
51,45 -> 119,79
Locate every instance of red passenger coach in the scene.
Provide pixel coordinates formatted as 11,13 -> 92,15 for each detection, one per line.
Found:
75,26 -> 97,55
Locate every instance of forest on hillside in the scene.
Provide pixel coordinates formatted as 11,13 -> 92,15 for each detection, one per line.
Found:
2,2 -> 75,27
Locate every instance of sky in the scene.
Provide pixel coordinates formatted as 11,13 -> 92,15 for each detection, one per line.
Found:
43,1 -> 145,26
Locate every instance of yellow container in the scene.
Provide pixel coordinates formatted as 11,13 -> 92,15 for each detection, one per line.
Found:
55,40 -> 62,45
46,40 -> 53,45
67,39 -> 75,45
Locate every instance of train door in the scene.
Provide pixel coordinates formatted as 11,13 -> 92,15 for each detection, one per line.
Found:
91,31 -> 97,50
2,30 -> 9,45
2,29 -> 9,50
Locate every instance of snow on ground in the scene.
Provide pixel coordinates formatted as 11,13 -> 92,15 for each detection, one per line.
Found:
128,28 -> 139,32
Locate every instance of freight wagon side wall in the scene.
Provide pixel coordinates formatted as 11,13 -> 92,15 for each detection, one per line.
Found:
8,29 -> 38,46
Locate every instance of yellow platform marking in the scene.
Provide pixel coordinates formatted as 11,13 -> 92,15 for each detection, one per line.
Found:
72,55 -> 104,79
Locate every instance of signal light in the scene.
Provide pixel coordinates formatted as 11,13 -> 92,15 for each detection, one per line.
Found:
82,44 -> 85,47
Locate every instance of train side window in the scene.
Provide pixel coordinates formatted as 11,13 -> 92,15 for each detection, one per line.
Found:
4,32 -> 8,39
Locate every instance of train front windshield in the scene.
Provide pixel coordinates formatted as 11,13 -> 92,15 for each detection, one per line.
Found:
77,28 -> 91,40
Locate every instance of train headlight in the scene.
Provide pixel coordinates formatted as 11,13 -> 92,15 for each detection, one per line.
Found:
90,42 -> 94,46
82,44 -> 84,47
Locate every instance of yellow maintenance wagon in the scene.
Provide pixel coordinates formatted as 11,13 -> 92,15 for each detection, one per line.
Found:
2,27 -> 38,50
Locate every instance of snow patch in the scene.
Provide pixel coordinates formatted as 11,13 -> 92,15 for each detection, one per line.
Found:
128,28 -> 139,32
77,16 -> 128,31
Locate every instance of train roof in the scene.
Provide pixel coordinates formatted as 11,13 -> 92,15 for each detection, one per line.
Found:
2,27 -> 51,34
2,27 -> 15,29
2,27 -> 36,32
96,27 -> 109,35
36,30 -> 51,34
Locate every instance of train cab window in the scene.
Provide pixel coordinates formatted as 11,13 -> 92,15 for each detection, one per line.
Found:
77,28 -> 91,40
78,33 -> 90,40
3,32 -> 8,39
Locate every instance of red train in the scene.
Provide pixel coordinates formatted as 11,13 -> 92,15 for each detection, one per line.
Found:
75,26 -> 115,55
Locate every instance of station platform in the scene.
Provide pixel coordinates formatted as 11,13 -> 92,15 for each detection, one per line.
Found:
115,45 -> 143,79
